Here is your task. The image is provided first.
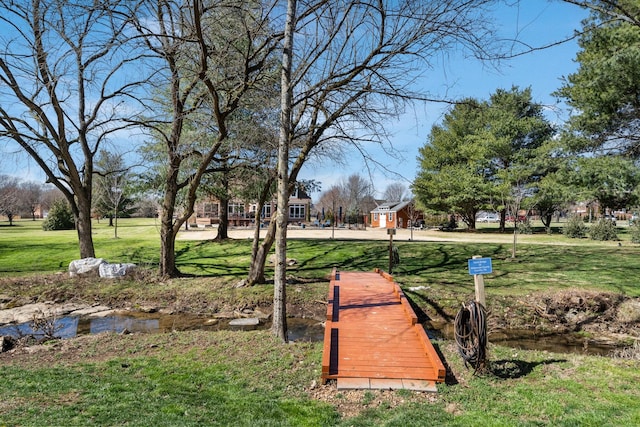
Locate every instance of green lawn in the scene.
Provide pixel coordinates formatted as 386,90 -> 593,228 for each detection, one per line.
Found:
1,331 -> 638,426
1,217 -> 639,426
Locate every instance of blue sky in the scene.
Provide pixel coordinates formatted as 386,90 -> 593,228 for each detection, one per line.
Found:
300,1 -> 591,199
1,1 -> 590,201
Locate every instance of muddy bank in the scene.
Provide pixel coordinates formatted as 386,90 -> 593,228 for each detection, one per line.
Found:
1,290 -> 638,357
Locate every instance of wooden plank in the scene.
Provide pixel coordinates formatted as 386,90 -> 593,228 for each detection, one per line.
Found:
414,323 -> 447,382
321,323 -> 332,380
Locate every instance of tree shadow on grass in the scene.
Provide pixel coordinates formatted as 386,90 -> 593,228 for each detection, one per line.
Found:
404,289 -> 454,323
489,358 -> 567,380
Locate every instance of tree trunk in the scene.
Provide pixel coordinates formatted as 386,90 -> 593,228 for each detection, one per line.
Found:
542,213 -> 552,233
75,195 -> 96,259
159,208 -> 180,277
272,0 -> 296,342
246,179 -> 275,286
215,196 -> 229,241
499,209 -> 506,233
159,165 -> 182,278
512,220 -> 518,259
215,167 -> 230,240
247,219 -> 276,286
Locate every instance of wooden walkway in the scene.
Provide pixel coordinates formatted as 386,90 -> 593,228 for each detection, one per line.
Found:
321,269 -> 446,391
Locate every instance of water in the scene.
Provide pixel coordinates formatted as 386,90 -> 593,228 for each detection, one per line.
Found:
0,313 -> 621,355
0,311 -> 326,343
425,320 -> 619,356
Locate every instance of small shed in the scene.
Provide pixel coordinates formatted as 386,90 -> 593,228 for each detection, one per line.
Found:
370,201 -> 421,229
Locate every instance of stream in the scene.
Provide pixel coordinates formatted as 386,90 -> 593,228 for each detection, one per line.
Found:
0,311 -> 621,356
0,311 -> 325,343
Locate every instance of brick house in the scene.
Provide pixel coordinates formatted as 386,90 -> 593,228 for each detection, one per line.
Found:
191,187 -> 312,227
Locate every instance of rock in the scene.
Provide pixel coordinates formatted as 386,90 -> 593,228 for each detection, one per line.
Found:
98,263 -> 137,278
617,299 -> 640,323
268,254 -> 298,266
0,302 -> 90,325
252,309 -> 272,321
213,311 -> 235,319
234,279 -> 247,288
69,306 -> 112,316
229,318 -> 260,326
69,258 -> 107,277
1,335 -> 16,352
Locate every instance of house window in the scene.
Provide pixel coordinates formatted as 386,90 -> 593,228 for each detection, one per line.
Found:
373,213 -> 378,221
261,205 -> 271,219
289,204 -> 306,219
203,203 -> 219,218
388,212 -> 394,221
228,203 -> 245,217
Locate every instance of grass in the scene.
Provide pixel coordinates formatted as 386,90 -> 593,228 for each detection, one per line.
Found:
4,218 -> 640,297
1,217 -> 640,425
1,332 -> 639,426
0,218 -> 161,275
0,332 -> 339,426
2,217 -> 640,317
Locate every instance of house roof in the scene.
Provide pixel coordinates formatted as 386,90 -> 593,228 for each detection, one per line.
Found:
370,200 -> 410,213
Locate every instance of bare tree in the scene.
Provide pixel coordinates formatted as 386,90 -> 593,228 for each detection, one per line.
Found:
405,200 -> 422,240
248,0 -> 498,293
0,175 -> 20,225
272,0 -> 297,342
341,174 -> 375,224
19,181 -> 43,221
0,0 -> 149,257
132,0 -> 281,277
383,183 -> 408,202
266,0 -> 498,339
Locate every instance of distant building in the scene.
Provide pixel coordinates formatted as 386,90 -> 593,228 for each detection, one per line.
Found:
370,200 -> 423,229
191,188 -> 312,227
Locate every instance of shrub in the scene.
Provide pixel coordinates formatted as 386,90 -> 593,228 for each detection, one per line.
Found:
42,199 -> 75,231
517,218 -> 532,234
563,215 -> 588,239
589,218 -> 618,241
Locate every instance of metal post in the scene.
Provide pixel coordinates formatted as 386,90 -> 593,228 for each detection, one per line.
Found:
387,228 -> 396,274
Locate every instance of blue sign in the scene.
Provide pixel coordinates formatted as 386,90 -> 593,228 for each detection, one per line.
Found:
468,257 -> 492,275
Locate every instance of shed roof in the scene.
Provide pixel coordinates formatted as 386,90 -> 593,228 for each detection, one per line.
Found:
370,200 -> 410,213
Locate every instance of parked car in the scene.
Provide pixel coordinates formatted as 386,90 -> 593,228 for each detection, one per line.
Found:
603,215 -> 617,226
476,212 -> 499,223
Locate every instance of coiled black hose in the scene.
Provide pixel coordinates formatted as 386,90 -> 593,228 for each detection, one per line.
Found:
454,300 -> 487,372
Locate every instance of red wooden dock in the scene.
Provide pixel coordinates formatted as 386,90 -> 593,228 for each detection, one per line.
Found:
321,269 -> 446,391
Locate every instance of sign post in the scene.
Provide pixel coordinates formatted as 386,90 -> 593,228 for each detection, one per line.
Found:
467,255 -> 492,306
387,228 -> 396,273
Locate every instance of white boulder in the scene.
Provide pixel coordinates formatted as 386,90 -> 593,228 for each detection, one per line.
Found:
98,263 -> 137,279
69,258 -> 106,277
